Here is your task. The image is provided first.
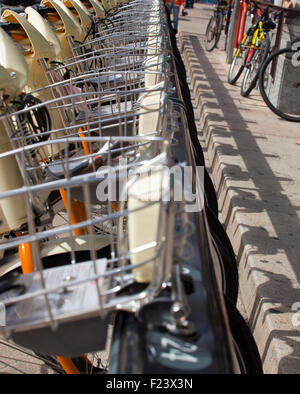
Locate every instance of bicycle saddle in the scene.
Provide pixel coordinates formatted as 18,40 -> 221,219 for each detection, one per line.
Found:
262,18 -> 276,31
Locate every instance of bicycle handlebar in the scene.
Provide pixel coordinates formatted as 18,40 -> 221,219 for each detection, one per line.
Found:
249,1 -> 269,19
247,0 -> 300,18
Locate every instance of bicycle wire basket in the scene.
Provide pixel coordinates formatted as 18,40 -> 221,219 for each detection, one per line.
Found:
0,0 -> 202,358
32,0 -> 166,78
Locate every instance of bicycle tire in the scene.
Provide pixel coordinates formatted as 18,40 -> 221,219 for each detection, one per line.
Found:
204,168 -> 219,217
109,291 -> 261,374
225,297 -> 263,374
223,7 -> 232,52
109,298 -> 240,373
205,13 -> 222,52
259,46 -> 300,122
241,34 -> 270,97
214,12 -> 223,49
228,39 -> 249,85
168,22 -> 219,216
224,9 -> 231,37
206,207 -> 238,305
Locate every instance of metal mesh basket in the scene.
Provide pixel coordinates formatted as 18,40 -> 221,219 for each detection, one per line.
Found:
0,131 -> 194,355
38,0 -> 167,77
0,0 -> 210,366
0,0 -> 198,358
0,68 -> 169,222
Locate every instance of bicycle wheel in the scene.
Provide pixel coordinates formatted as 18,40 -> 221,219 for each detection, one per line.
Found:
168,21 -> 219,216
228,37 -> 249,84
241,34 -> 270,97
225,297 -> 263,374
206,207 -> 238,305
0,340 -> 108,374
204,168 -> 219,217
224,9 -> 232,52
205,13 -> 223,52
259,46 -> 300,122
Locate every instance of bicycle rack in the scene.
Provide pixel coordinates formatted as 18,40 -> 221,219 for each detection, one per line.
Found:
0,0 -> 249,374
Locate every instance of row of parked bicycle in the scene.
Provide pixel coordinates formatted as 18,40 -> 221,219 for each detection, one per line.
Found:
0,0 -> 263,374
205,0 -> 300,122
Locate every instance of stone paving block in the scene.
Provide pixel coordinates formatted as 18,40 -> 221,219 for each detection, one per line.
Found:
178,4 -> 300,374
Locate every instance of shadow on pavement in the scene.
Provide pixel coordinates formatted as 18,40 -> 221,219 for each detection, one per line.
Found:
185,32 -> 300,372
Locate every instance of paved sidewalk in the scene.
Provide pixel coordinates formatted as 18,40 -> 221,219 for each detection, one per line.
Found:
178,3 -> 300,374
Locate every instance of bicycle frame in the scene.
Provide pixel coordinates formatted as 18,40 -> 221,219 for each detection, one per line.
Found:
245,20 -> 265,64
235,19 -> 265,62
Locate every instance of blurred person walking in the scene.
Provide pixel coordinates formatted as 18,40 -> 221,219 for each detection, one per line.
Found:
166,0 -> 185,34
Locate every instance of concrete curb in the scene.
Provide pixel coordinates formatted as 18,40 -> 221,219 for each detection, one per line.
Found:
178,27 -> 300,374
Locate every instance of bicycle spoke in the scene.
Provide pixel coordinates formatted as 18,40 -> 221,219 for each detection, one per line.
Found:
241,35 -> 270,97
205,1 -> 227,52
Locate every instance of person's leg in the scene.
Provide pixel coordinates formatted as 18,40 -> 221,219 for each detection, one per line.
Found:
172,5 -> 180,32
181,5 -> 188,15
166,2 -> 173,27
